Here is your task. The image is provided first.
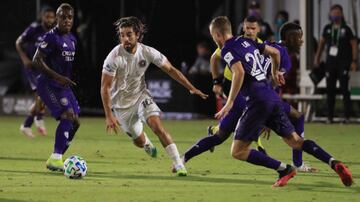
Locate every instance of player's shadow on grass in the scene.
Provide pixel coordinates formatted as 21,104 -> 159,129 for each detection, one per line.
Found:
0,156 -> 112,164
89,171 -> 358,192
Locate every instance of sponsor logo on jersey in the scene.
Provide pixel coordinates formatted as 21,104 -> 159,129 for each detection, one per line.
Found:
60,97 -> 69,106
224,52 -> 234,65
139,60 -> 146,67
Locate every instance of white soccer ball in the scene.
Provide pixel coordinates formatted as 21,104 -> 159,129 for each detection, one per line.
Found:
63,155 -> 87,179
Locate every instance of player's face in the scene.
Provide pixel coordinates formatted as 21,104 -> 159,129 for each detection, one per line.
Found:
57,9 -> 74,33
243,21 -> 259,41
119,26 -> 139,53
288,30 -> 303,53
41,11 -> 55,29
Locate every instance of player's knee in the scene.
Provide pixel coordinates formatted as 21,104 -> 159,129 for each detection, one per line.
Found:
231,146 -> 246,160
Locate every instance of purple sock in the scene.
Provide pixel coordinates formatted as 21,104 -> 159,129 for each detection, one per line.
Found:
184,135 -> 222,162
302,140 -> 332,165
54,119 -> 73,154
292,115 -> 304,167
23,115 -> 34,127
62,122 -> 79,154
35,112 -> 44,120
246,149 -> 281,170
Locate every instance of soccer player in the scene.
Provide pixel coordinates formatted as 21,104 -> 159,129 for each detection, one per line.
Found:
16,6 -> 55,138
184,16 -> 268,164
211,16 -> 352,187
33,3 -> 79,172
100,16 -> 208,176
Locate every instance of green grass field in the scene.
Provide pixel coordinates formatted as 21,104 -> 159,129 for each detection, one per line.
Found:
0,116 -> 359,202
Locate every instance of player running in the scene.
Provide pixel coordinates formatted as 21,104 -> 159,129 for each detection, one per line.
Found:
211,16 -> 353,187
100,16 -> 208,176
16,6 -> 55,137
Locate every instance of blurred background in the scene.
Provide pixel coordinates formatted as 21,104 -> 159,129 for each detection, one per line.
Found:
1,0 -> 360,122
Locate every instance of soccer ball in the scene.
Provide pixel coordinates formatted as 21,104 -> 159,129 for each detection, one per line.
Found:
63,155 -> 87,179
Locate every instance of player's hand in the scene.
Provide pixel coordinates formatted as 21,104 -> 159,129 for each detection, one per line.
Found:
260,127 -> 271,140
105,115 -> 120,134
275,71 -> 285,86
190,88 -> 208,99
215,101 -> 233,119
212,84 -> 223,96
56,75 -> 77,87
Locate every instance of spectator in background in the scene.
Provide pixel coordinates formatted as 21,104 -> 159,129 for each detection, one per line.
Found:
314,4 -> 358,124
188,41 -> 211,75
15,5 -> 55,138
237,1 -> 274,41
274,10 -> 289,42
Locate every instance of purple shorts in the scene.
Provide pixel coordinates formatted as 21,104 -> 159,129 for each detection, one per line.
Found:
234,100 -> 295,141
219,93 -> 246,134
37,82 -> 80,119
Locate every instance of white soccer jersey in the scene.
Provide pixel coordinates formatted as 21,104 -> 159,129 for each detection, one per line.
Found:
102,43 -> 167,109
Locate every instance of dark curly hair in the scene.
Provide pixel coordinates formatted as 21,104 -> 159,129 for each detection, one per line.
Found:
114,16 -> 147,42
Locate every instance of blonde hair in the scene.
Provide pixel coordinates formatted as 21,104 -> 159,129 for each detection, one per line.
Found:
210,16 -> 232,35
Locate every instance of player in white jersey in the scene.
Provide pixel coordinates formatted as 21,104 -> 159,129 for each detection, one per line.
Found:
100,16 -> 208,176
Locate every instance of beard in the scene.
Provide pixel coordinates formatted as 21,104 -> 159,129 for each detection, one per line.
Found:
124,43 -> 135,53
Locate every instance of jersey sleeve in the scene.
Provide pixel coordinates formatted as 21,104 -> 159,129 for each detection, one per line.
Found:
20,23 -> 37,42
102,47 -> 118,76
221,48 -> 239,67
254,41 -> 266,54
37,33 -> 55,56
214,48 -> 221,57
147,46 -> 167,67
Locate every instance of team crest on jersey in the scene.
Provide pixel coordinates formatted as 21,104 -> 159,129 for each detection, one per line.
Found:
40,41 -> 48,48
138,60 -> 146,67
60,97 -> 69,106
224,52 -> 234,65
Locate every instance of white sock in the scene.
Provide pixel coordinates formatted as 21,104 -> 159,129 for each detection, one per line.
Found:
277,162 -> 287,171
50,153 -> 62,160
329,157 -> 335,168
143,132 -> 152,146
165,143 -> 183,168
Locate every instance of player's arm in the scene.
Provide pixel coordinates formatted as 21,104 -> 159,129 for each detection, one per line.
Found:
159,59 -> 208,99
263,45 -> 282,86
314,37 -> 326,67
15,35 -> 32,67
100,73 -> 120,134
32,49 -> 76,86
210,51 -> 223,96
215,61 -> 244,119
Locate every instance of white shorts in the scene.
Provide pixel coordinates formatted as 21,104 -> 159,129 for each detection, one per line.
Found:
112,93 -> 161,139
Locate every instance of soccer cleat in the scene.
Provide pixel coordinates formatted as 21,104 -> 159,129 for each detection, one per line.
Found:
20,125 -> 35,138
272,165 -> 296,188
332,160 -> 353,186
295,162 -> 318,173
34,119 -> 47,136
46,157 -> 64,172
144,143 -> 157,158
172,164 -> 187,176
207,126 -> 215,153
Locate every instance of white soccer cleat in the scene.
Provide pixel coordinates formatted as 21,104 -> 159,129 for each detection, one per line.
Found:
144,143 -> 157,158
20,125 -> 35,138
295,162 -> 319,173
34,119 -> 47,136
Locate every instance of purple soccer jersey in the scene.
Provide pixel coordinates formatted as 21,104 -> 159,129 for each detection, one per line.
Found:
221,36 -> 294,141
20,22 -> 48,90
36,27 -> 79,119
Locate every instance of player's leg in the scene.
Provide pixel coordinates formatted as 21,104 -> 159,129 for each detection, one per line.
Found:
271,102 -> 353,186
34,95 -> 47,135
184,93 -> 245,162
146,115 -> 186,176
112,107 -> 157,158
20,101 -> 36,138
282,133 -> 353,186
236,101 -> 296,187
20,68 -> 40,138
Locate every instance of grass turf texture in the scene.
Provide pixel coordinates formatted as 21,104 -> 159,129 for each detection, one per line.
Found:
0,116 -> 359,202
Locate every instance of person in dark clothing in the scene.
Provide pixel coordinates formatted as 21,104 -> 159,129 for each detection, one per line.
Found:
314,4 -> 358,124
